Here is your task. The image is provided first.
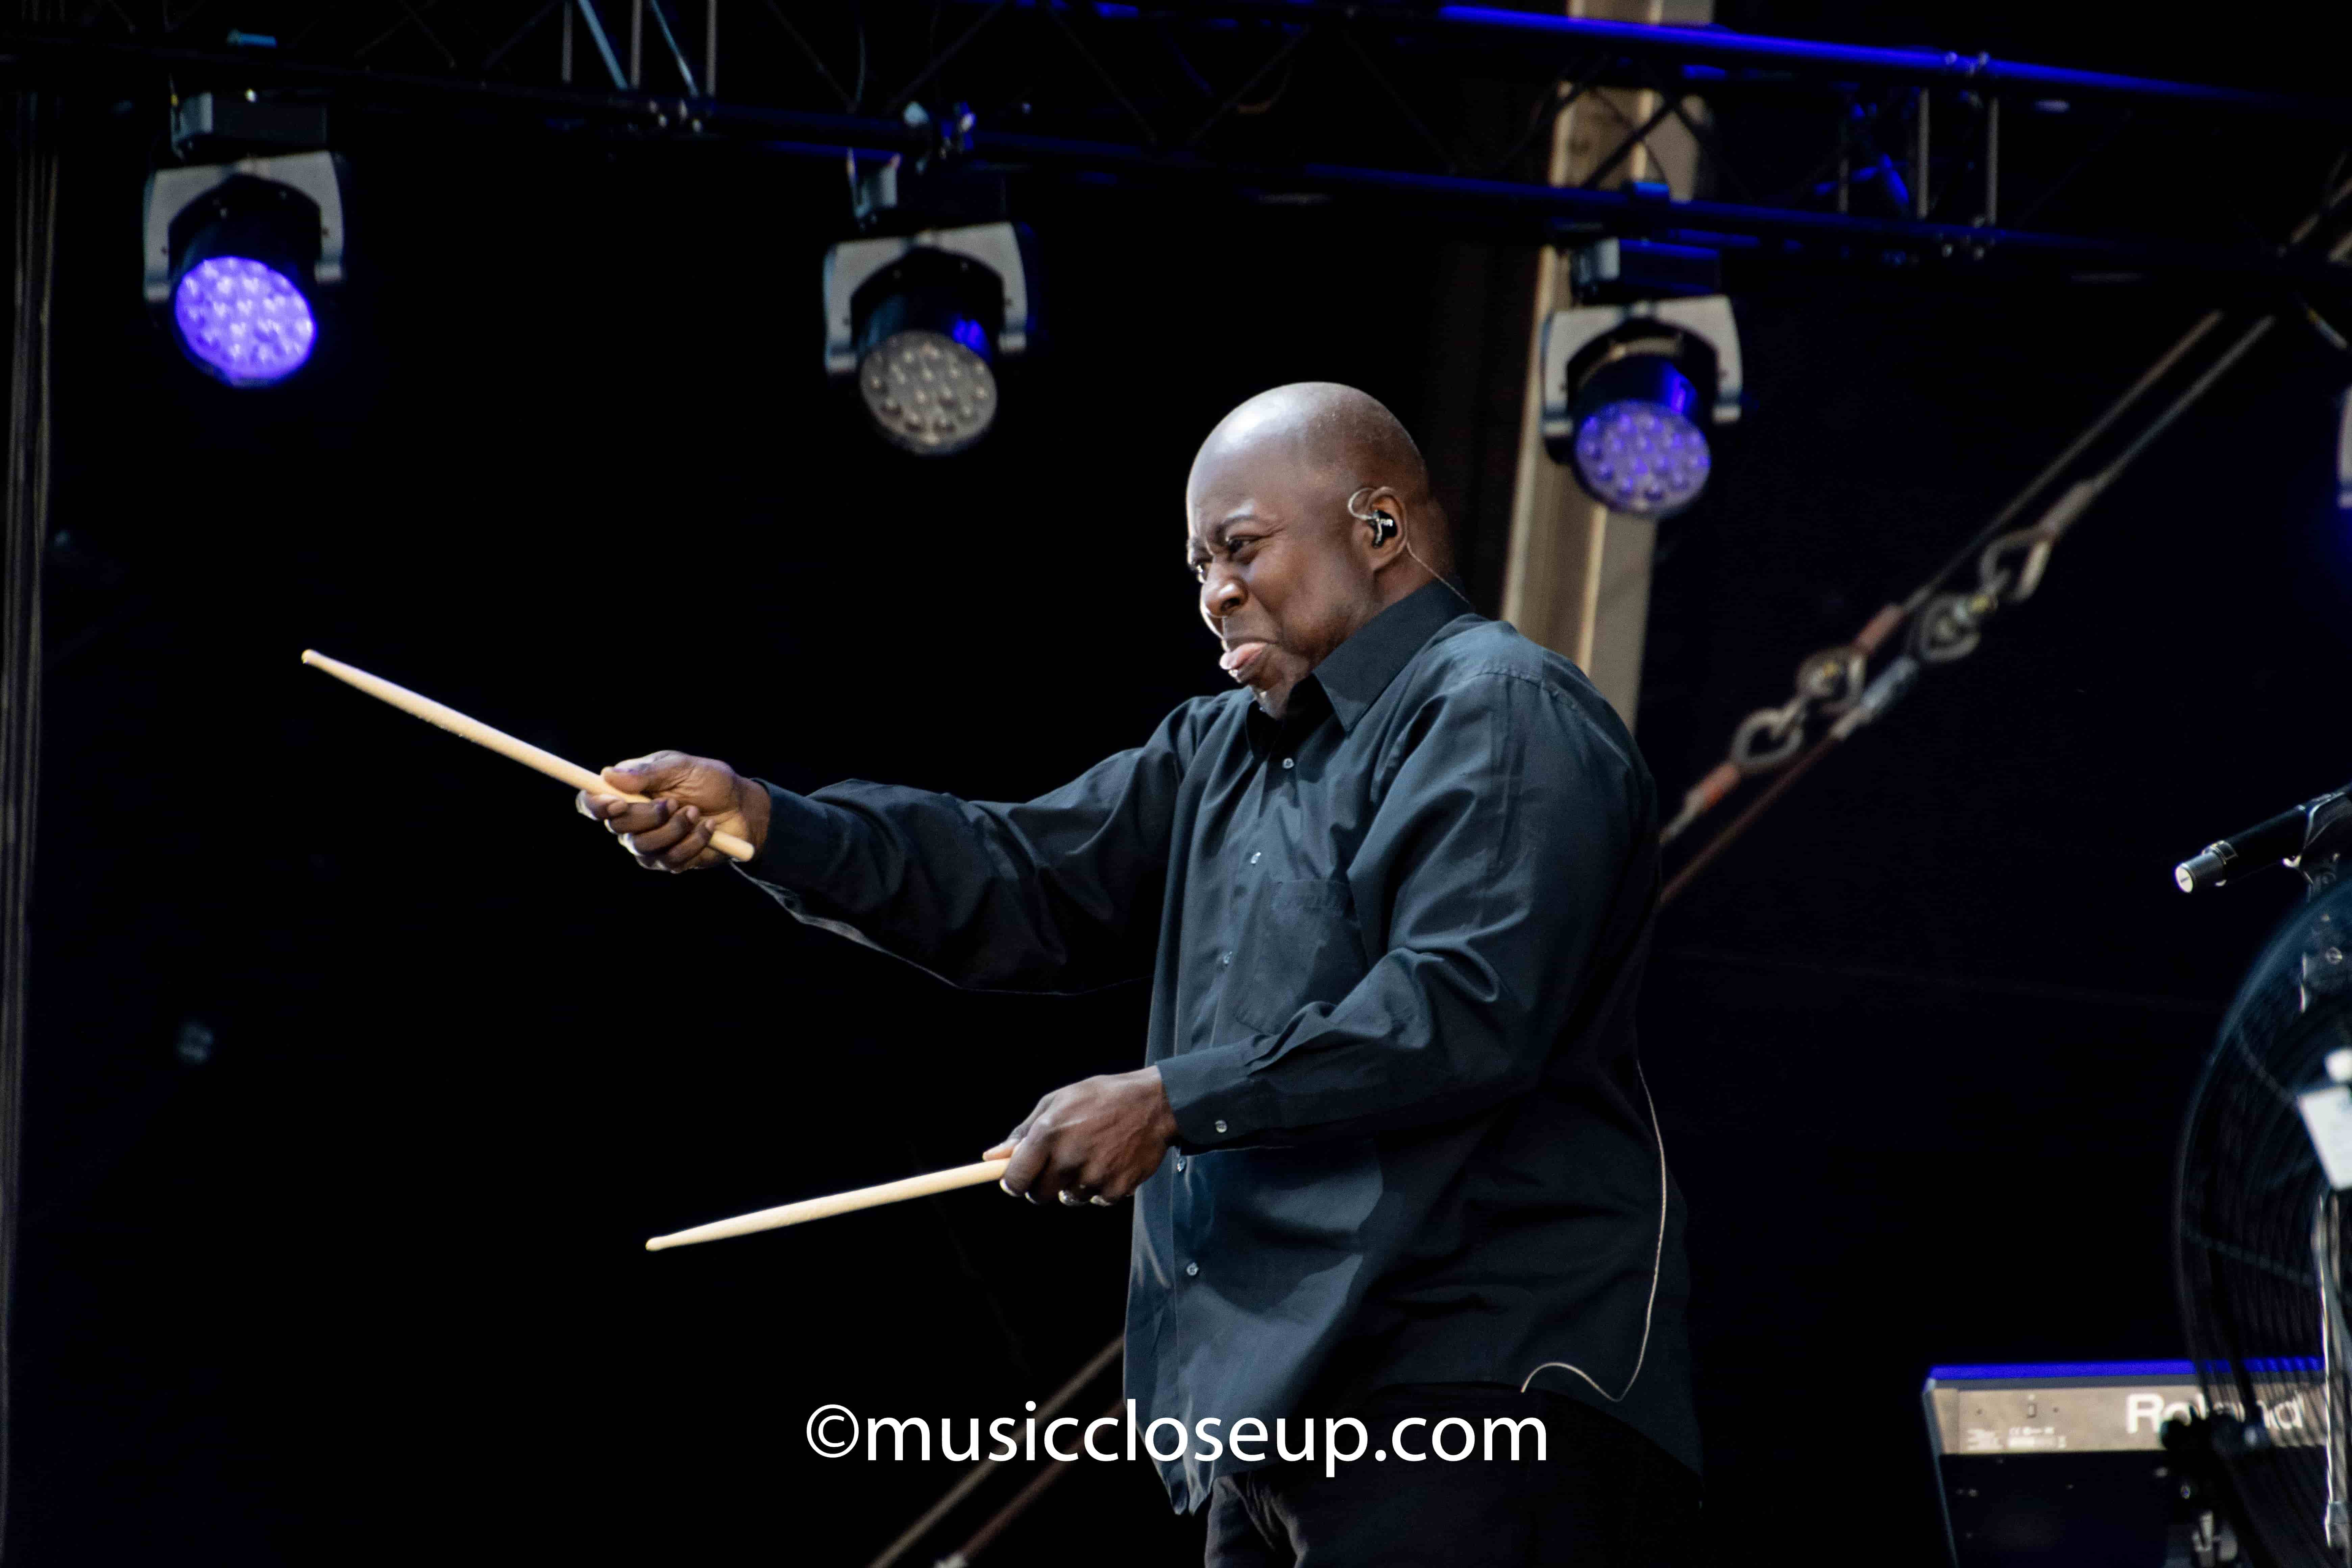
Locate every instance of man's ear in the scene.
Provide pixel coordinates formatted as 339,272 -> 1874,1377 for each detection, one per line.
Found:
1357,486 -> 1407,565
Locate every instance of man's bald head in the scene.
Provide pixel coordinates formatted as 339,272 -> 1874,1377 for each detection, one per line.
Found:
1184,384 -> 1459,718
1187,383 -> 1450,570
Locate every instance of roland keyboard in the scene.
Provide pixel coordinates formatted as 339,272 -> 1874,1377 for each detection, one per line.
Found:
1921,1361 -> 2323,1565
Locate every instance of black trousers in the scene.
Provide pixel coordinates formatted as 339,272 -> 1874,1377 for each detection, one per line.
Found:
1203,1385 -> 1704,1568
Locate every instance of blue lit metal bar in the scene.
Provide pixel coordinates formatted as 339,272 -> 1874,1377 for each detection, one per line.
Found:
915,2 -> 2352,123
570,0 -> 627,92
1418,6 -> 2352,118
644,0 -> 699,96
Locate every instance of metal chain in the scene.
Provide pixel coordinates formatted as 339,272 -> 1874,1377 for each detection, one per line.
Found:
1661,169 -> 2352,855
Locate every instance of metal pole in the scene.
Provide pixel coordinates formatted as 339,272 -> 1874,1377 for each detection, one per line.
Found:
1912,85 -> 1930,218
1834,95 -> 1849,215
571,0 -> 629,91
0,43 -> 60,1564
1983,93 -> 1999,225
644,0 -> 698,95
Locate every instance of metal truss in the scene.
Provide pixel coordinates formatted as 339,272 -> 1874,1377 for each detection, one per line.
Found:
10,2 -> 2352,291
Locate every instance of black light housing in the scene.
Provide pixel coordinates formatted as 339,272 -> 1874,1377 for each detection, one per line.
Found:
1540,295 -> 1741,519
824,221 -> 1034,459
142,138 -> 346,389
168,174 -> 319,278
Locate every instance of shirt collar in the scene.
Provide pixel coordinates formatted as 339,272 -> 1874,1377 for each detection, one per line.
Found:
1308,578 -> 1479,733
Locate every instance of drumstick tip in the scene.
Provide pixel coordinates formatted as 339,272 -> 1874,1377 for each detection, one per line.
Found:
299,648 -> 319,666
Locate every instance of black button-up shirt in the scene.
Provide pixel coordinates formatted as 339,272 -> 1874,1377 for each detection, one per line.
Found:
744,581 -> 1697,1510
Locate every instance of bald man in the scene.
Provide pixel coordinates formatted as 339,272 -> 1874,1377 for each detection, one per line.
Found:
583,385 -> 1701,1564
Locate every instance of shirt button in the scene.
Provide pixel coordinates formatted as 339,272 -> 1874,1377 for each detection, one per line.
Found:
1214,1119 -> 1228,1134
1174,1156 -> 1187,1173
1281,757 -> 1295,770
1249,851 -> 1262,864
1185,1261 -> 1200,1278
1220,951 -> 1232,966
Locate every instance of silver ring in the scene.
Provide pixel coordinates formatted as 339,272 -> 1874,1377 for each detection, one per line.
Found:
1088,1195 -> 1114,1208
619,832 -> 638,853
1058,1190 -> 1084,1208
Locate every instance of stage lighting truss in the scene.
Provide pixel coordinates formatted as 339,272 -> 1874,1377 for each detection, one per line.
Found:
823,222 -> 1033,457
1540,296 -> 1742,519
38,4 -> 2352,296
141,149 -> 347,388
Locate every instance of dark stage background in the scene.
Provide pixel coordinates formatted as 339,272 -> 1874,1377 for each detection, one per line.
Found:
14,3 -> 2352,1563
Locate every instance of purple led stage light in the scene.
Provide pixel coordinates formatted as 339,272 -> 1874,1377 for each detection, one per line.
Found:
1572,401 -> 1712,517
171,256 -> 317,386
1565,352 -> 1713,517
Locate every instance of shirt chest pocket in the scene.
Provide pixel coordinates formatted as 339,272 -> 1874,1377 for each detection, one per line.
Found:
1228,876 -> 1369,1035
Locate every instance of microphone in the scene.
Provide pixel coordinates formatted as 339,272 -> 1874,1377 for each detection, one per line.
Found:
2176,786 -> 2350,893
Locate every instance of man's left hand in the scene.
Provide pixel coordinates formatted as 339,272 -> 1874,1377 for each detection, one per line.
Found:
986,1068 -> 1179,1208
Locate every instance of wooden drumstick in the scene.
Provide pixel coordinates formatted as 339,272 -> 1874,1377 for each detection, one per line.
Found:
299,650 -> 756,862
644,1159 -> 1013,1251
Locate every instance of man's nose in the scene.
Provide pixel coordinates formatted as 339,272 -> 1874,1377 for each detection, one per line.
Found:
1200,566 -> 1245,624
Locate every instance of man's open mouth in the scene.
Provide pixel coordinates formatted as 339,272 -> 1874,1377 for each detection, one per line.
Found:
1219,641 -> 1270,678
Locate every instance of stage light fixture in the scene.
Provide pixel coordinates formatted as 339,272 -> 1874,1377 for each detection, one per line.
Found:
143,143 -> 346,388
824,223 -> 1033,456
1541,292 -> 1741,519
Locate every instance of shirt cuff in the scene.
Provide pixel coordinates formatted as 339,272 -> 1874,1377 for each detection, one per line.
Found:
1157,1043 -> 1275,1150
738,780 -> 841,889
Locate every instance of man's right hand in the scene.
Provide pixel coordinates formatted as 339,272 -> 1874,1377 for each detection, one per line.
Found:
576,750 -> 771,873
